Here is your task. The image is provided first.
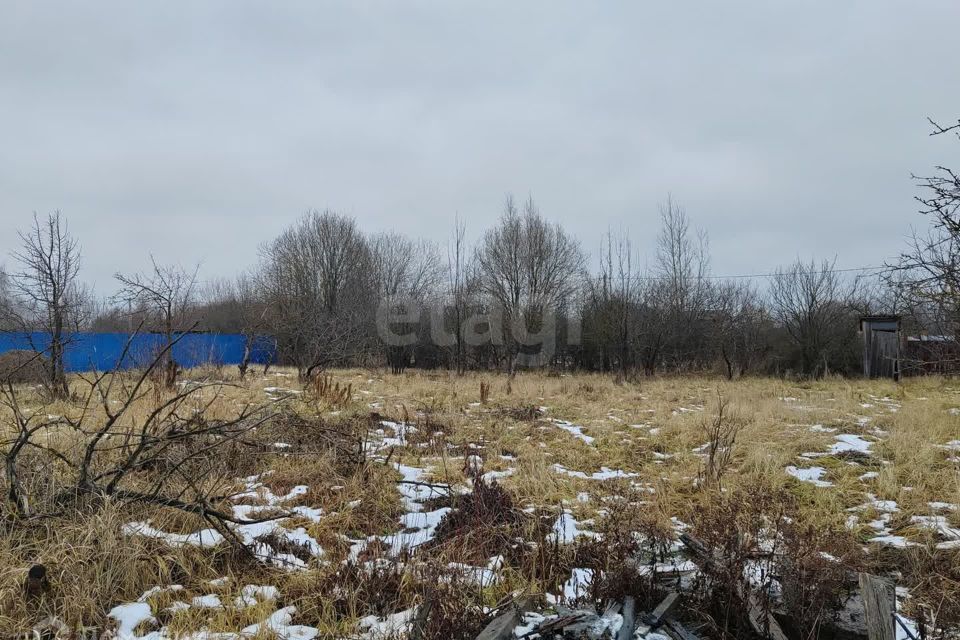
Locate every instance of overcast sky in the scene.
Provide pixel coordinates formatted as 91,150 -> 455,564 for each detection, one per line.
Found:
1,2 -> 958,294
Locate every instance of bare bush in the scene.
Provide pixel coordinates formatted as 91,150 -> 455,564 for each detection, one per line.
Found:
699,391 -> 740,489
0,350 -> 48,385
114,258 -> 199,388
1,332 -> 278,538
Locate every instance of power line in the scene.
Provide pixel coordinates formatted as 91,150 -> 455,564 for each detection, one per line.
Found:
597,265 -> 885,283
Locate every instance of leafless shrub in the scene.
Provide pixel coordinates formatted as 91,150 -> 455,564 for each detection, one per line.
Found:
1,330 -> 281,552
577,490 -> 676,608
114,258 -> 199,389
699,391 -> 740,489
427,477 -> 563,594
687,480 -> 789,638
0,350 -> 48,385
778,519 -> 863,634
900,546 -> 960,633
267,411 -> 367,470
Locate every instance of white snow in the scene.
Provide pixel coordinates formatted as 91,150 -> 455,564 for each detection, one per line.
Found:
357,608 -> 417,639
785,466 -> 833,487
190,595 -> 223,609
122,522 -> 224,548
241,606 -> 318,640
551,463 -> 636,481
481,468 -> 515,482
124,472 -> 327,570
546,568 -> 593,604
109,602 -> 155,638
552,419 -> 595,445
548,510 -> 597,544
235,584 -> 280,608
830,434 -> 873,455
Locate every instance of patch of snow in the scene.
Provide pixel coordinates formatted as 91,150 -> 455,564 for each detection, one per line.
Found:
546,568 -> 593,604
868,534 -> 917,548
831,434 -> 873,455
551,463 -> 636,480
242,606 -> 318,640
357,608 -> 417,639
191,594 -> 223,609
552,419 -> 595,445
911,514 -> 960,542
235,584 -> 280,608
785,466 -> 833,487
548,510 -> 597,544
481,468 -> 515,482
109,602 -> 155,638
122,522 -> 225,548
809,424 -> 837,433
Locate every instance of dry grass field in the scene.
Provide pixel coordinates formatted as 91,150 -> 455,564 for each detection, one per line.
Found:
2,368 -> 960,639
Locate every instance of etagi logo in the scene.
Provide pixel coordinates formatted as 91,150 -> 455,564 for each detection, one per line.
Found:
375,297 -> 579,368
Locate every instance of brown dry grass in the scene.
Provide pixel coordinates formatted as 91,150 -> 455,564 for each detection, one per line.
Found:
1,367 -> 959,637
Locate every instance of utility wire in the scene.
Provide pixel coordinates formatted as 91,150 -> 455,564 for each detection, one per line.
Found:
592,265 -> 885,283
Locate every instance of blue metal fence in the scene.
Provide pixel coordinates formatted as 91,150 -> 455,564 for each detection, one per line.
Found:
0,332 -> 275,373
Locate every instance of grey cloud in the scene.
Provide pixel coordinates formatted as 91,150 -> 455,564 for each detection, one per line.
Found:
1,1 -> 958,291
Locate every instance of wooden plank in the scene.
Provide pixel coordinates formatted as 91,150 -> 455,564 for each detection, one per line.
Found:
679,533 -> 709,558
859,573 -> 896,640
745,593 -> 789,640
664,618 -> 701,640
475,597 -> 532,640
616,596 -> 636,640
643,592 -> 680,627
475,607 -> 521,640
408,595 -> 432,640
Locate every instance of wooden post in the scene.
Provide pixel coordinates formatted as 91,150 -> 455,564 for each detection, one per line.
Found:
617,596 -> 636,640
859,573 -> 896,640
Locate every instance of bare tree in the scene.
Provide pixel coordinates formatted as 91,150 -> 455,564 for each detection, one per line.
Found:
769,258 -> 854,377
446,217 -> 472,374
475,195 -> 585,372
114,257 -> 199,388
886,117 -> 960,334
196,275 -> 271,379
371,232 -> 441,301
585,229 -> 641,376
9,212 -> 87,398
711,281 -> 770,380
699,390 -> 739,489
655,197 -> 712,370
370,231 -> 442,372
0,267 -> 17,331
257,210 -> 375,379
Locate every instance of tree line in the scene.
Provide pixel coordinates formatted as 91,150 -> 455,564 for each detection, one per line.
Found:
3,117 -> 959,393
